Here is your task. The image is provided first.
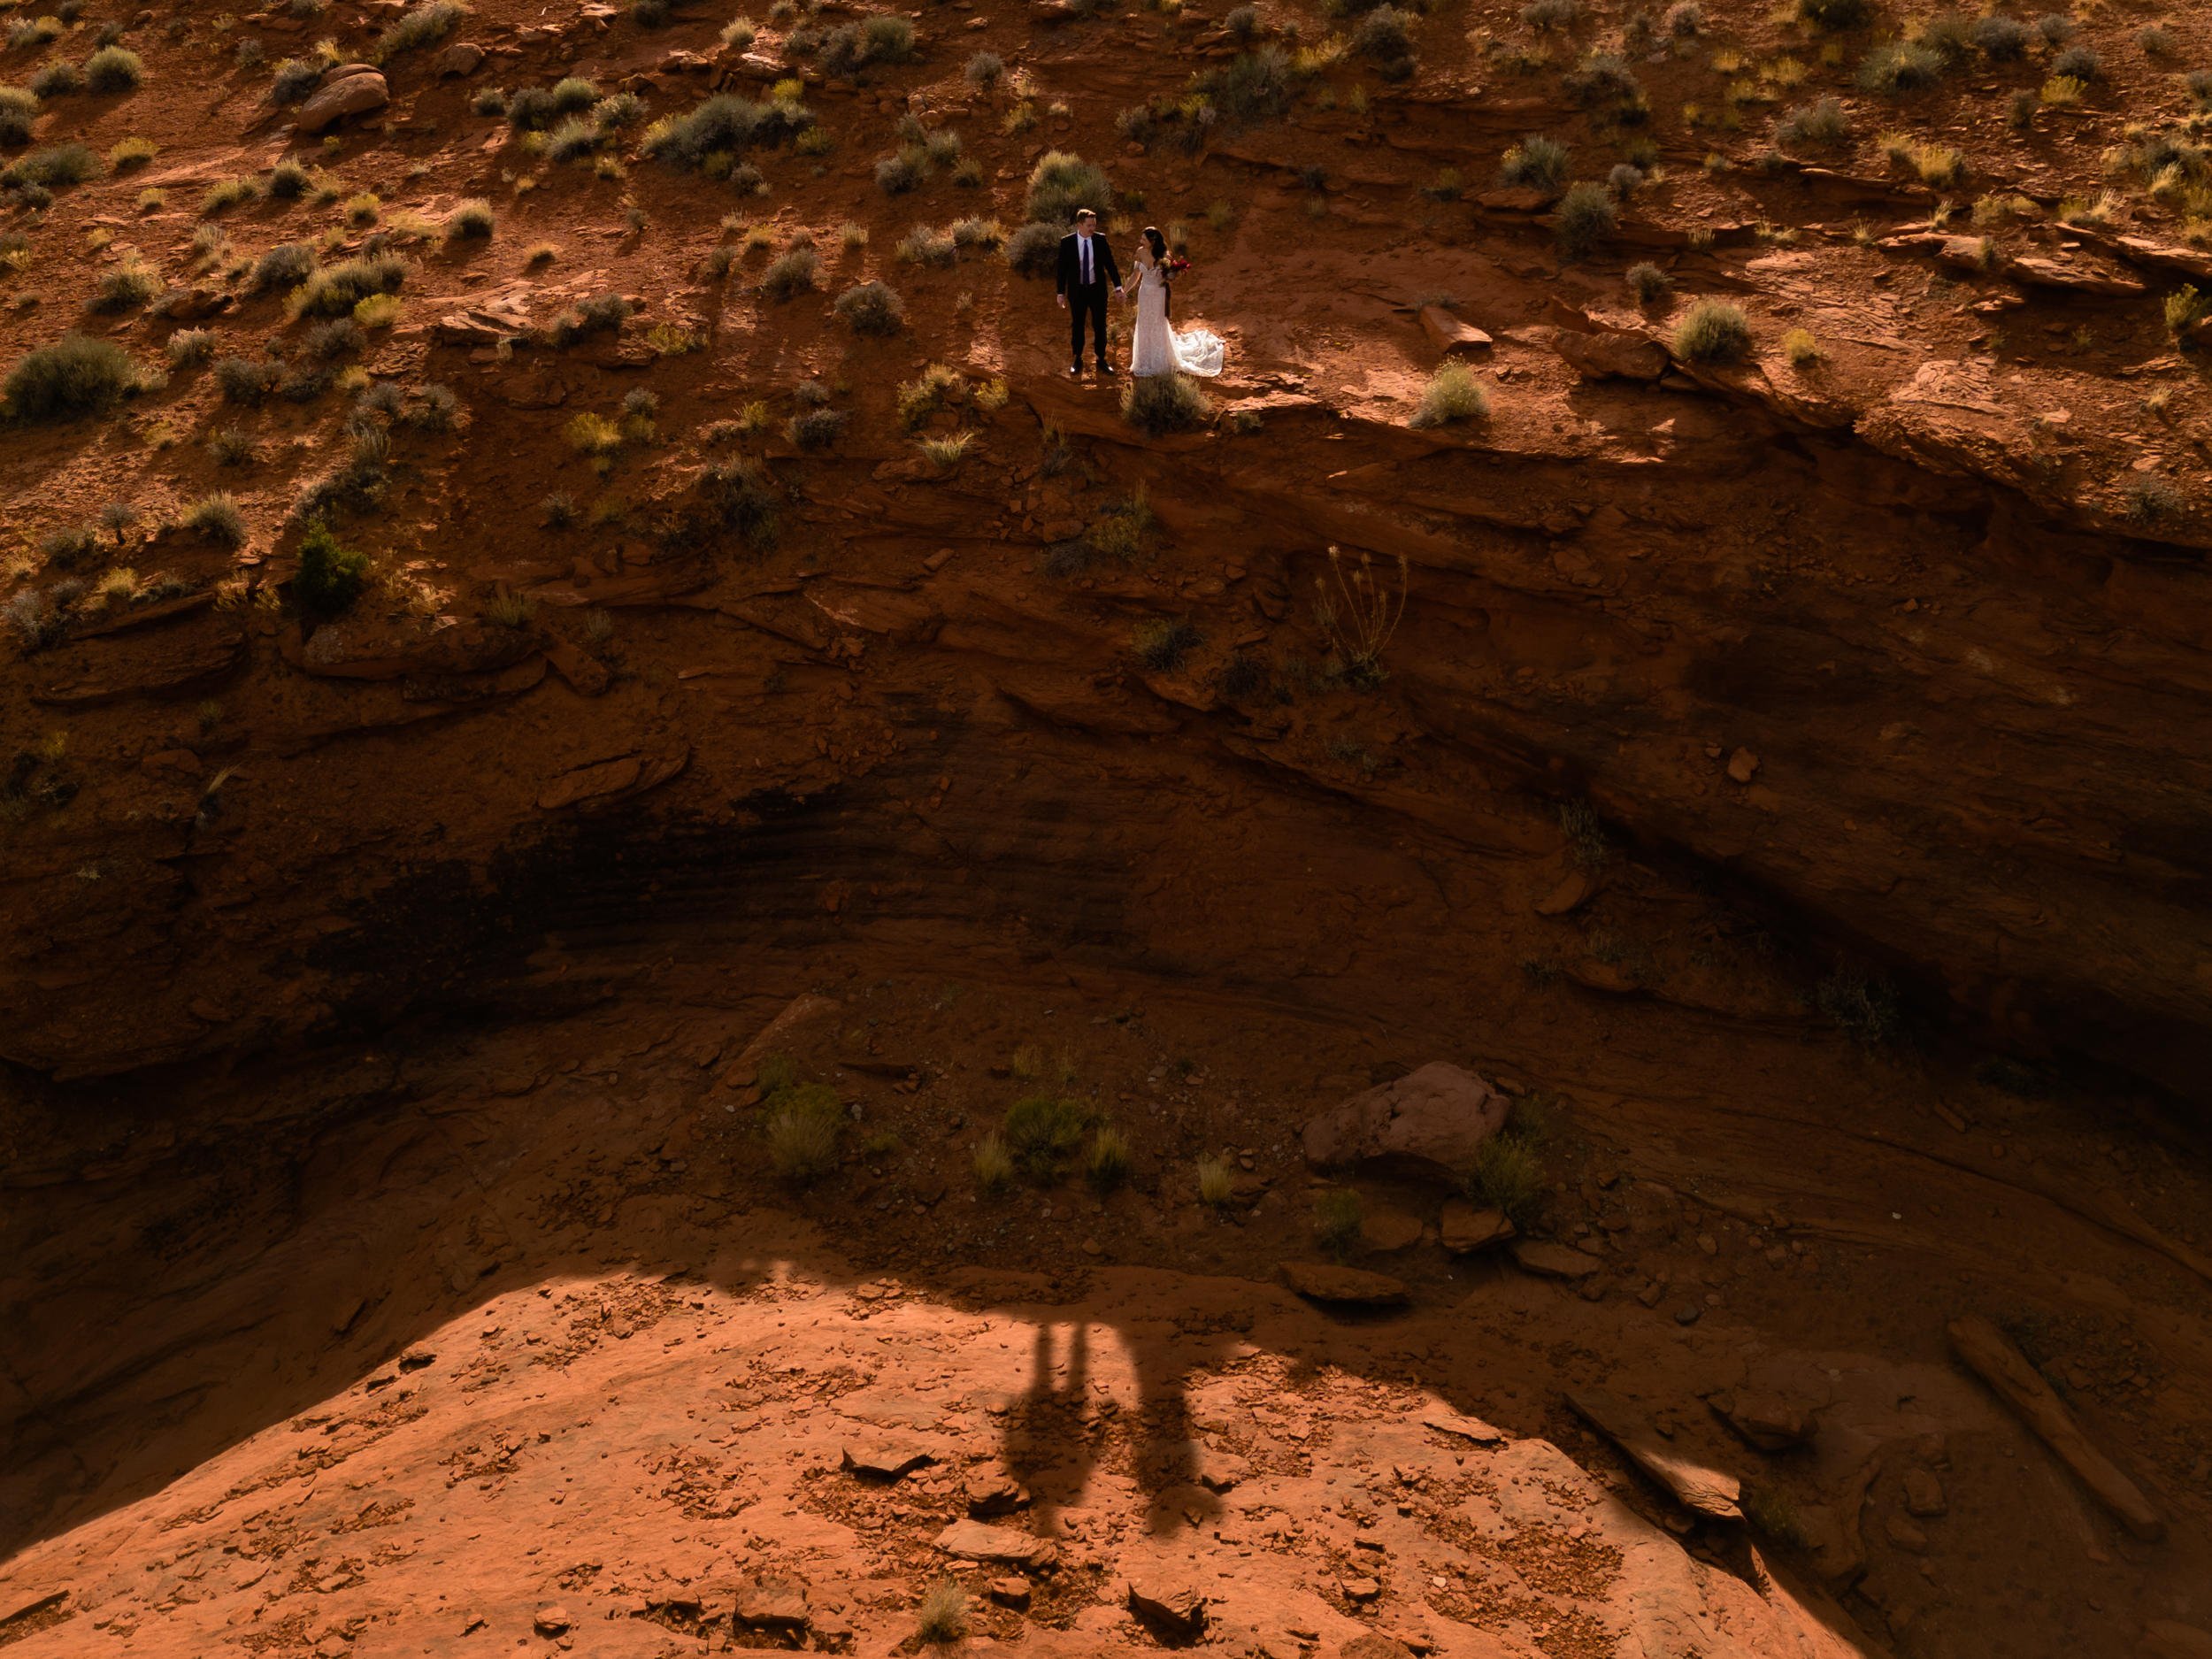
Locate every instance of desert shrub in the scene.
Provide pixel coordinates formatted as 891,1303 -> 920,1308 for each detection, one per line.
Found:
1409,361 -> 1489,427
593,91 -> 642,131
1133,616 -> 1200,670
822,14 -> 913,74
949,214 -> 1002,250
760,246 -> 818,299
39,526 -> 98,567
1312,1188 -> 1363,1256
2034,12 -> 2075,45
200,174 -> 259,214
1086,1125 -> 1132,1191
1775,94 -> 1848,146
1498,133 -> 1569,189
1122,371 -> 1210,434
1554,180 -> 1615,256
1971,14 -> 2028,59
1797,0 -> 1868,27
896,223 -> 956,265
763,1081 -> 843,1183
208,426 -> 255,465
1002,219 -> 1060,276
1521,0 -> 1580,27
873,150 -> 918,194
28,60 -> 81,98
1858,40 -> 1944,94
249,240 -> 317,294
268,159 -> 311,199
1815,965 -> 1901,1045
82,45 -> 142,92
1782,326 -> 1820,366
915,1580 -> 967,1646
294,518 -> 368,616
787,406 -> 847,449
833,279 -> 903,334
184,490 -> 248,546
213,355 -> 281,403
2166,285 -> 2210,340
374,0 -> 467,62
291,251 -> 404,316
2122,474 -> 2186,523
1608,162 -> 1644,197
964,49 -> 1002,87
107,135 -> 157,172
1468,1133 -> 1545,1228
447,198 -> 495,241
272,56 -> 321,102
1563,49 -> 1641,110
1625,260 -> 1671,304
722,16 -> 758,50
549,74 -> 598,113
166,327 -> 217,365
2135,24 -> 2173,59
506,85 -> 557,129
546,118 -> 598,161
1195,44 -> 1295,120
1002,1094 -> 1090,1181
4,16 -> 62,50
1673,298 -> 1751,363
1024,149 -> 1110,224
1352,6 -> 1413,73
1225,3 -> 1260,37
303,317 -> 362,360
2050,43 -> 2100,81
972,1133 -> 1014,1193
642,92 -> 812,169
5,333 -> 134,420
88,257 -> 157,311
0,87 -> 35,146
3,140 -> 96,190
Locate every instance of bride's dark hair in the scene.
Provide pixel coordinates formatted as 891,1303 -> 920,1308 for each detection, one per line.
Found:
1142,226 -> 1166,260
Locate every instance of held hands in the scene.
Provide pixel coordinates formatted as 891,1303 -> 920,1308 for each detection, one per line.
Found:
1056,293 -> 1067,310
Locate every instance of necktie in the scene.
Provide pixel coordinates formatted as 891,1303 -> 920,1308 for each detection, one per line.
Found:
1080,236 -> 1090,286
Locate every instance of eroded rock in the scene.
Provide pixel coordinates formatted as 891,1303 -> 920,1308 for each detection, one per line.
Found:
1302,1063 -> 1508,1182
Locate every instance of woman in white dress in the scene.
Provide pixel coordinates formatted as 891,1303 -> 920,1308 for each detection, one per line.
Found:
1125,227 -> 1225,380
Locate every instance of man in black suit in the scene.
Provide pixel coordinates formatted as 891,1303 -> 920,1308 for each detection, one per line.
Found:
1055,208 -> 1122,377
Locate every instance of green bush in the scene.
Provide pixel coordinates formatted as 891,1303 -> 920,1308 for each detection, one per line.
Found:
1856,41 -> 1944,95
83,45 -> 142,92
1409,361 -> 1489,427
3,141 -> 98,190
374,0 -> 468,61
1002,1094 -> 1090,1181
1498,134 -> 1570,190
1122,371 -> 1211,435
1002,220 -> 1060,277
1024,150 -> 1110,225
1555,180 -> 1616,257
834,279 -> 903,335
291,251 -> 405,317
1625,261 -> 1671,304
642,92 -> 813,170
760,247 -> 818,300
184,490 -> 248,547
1312,1188 -> 1363,1257
4,333 -> 135,422
294,519 -> 369,617
763,1080 -> 843,1183
0,87 -> 35,146
1469,1133 -> 1546,1228
1673,299 -> 1752,365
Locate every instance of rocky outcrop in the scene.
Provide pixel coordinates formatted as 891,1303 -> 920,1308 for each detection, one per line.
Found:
1300,1063 -> 1506,1181
295,66 -> 387,133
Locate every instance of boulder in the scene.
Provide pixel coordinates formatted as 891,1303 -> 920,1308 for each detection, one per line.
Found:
1569,1389 -> 1743,1521
1440,1198 -> 1514,1255
1710,1391 -> 1814,1452
1418,305 -> 1493,357
1549,326 -> 1670,382
532,1606 -> 571,1636
1279,1261 -> 1409,1307
1509,1240 -> 1601,1280
1126,1578 -> 1206,1640
840,1441 -> 933,1481
434,41 -> 483,75
965,1468 -> 1031,1517
1301,1063 -> 1508,1182
1903,1468 -> 1946,1517
933,1520 -> 1059,1570
731,1577 -> 809,1632
296,67 -> 388,133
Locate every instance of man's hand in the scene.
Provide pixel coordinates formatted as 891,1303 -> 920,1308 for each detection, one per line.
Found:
1056,294 -> 1067,310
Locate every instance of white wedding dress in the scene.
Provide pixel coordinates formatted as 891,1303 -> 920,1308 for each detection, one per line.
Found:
1129,260 -> 1224,379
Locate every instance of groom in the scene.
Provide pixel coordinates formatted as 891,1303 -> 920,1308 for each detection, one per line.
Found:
1055,208 -> 1122,378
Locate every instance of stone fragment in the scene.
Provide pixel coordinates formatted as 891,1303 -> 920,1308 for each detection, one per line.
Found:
1419,1408 -> 1505,1446
532,1605 -> 571,1636
1302,1063 -> 1508,1182
1126,1578 -> 1207,1640
840,1441 -> 934,1481
731,1577 -> 809,1632
1727,748 -> 1760,784
1439,1199 -> 1514,1254
1340,1637 -> 1417,1659
1278,1261 -> 1409,1307
1550,326 -> 1671,381
987,1577 -> 1031,1609
1509,1240 -> 1601,1280
933,1520 -> 1059,1570
1568,1389 -> 1743,1520
296,68 -> 388,133
1417,305 -> 1493,357
1884,1512 -> 1928,1553
1710,1391 -> 1815,1452
965,1469 -> 1031,1517
1903,1468 -> 1947,1517
1533,869 -> 1590,916
1359,1204 -> 1425,1253
434,41 -> 483,74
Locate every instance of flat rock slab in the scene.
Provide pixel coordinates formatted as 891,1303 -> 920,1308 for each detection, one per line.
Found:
1509,1240 -> 1600,1280
1418,304 -> 1493,357
1568,1388 -> 1742,1521
965,1469 -> 1032,1517
1421,1408 -> 1506,1446
1709,1390 -> 1814,1452
1279,1261 -> 1409,1307
1359,1204 -> 1425,1253
1440,1198 -> 1515,1254
933,1520 -> 1059,1570
1302,1062 -> 1507,1182
730,1576 -> 809,1631
296,68 -> 387,133
840,1441 -> 934,1481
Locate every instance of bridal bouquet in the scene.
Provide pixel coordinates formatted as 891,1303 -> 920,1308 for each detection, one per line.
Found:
1163,253 -> 1191,279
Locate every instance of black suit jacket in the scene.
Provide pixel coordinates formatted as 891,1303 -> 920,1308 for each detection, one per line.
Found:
1056,232 -> 1122,297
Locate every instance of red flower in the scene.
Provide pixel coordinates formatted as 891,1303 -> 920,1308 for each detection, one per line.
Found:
1164,254 -> 1192,277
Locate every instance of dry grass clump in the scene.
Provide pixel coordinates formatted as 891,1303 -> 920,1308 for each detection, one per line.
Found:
641,91 -> 813,171
1002,1094 -> 1092,1181
1673,298 -> 1751,364
1782,326 -> 1820,366
1195,1154 -> 1235,1209
763,1080 -> 844,1185
290,251 -> 405,318
896,223 -> 956,265
759,246 -> 819,299
1133,616 -> 1200,671
108,134 -> 157,170
1625,260 -> 1671,304
972,1133 -> 1014,1193
897,360 -> 966,429
1409,361 -> 1489,427
1122,370 -> 1211,434
1554,180 -> 1615,256
83,45 -> 142,92
89,256 -> 158,311
1499,134 -> 1570,189
249,241 -> 317,294
915,1579 -> 967,1645
183,491 -> 248,547
374,0 -> 468,62
448,198 -> 495,240
4,332 -> 137,422
1086,1125 -> 1132,1191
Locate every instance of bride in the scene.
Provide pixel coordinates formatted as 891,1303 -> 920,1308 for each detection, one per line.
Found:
1125,227 -> 1225,380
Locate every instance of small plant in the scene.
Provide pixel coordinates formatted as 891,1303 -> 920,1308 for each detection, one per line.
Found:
964,49 -> 1003,88
1133,616 -> 1201,672
896,224 -> 957,265
1857,40 -> 1944,95
1468,1132 -> 1545,1229
1626,261 -> 1671,305
208,427 -> 255,465
1673,299 -> 1751,365
373,0 -> 468,63
1971,14 -> 2029,59
760,246 -> 819,300
764,1081 -> 844,1184
288,513 -> 369,612
1312,1188 -> 1363,1258
1002,1094 -> 1091,1182
972,1133 -> 1014,1194
1410,361 -> 1489,428
83,44 -> 142,93
448,197 -> 495,240
1122,370 -> 1211,435
273,56 -> 322,103
1312,544 -> 1408,686
184,491 -> 249,547
108,136 -> 157,171
1086,1125 -> 1132,1191
1195,1154 -> 1235,1210
352,293 -> 403,328
787,406 -> 848,450
4,333 -> 136,421
2122,474 -> 2186,523
1554,180 -> 1615,257
918,431 -> 973,471
1782,326 -> 1820,367
1499,134 -> 1570,190
2166,285 -> 2210,341
90,257 -> 158,312
1522,0 -> 1582,28
1775,94 -> 1848,147
915,1579 -> 967,1645
2050,44 -> 2100,81
1814,964 -> 1901,1046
